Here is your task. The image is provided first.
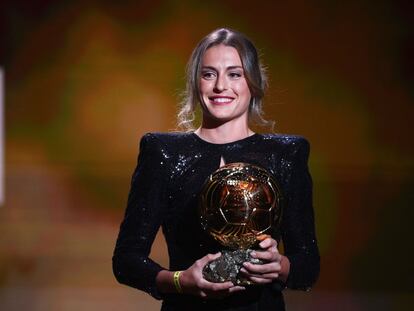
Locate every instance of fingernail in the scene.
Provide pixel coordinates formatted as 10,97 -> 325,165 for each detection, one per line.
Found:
251,251 -> 256,257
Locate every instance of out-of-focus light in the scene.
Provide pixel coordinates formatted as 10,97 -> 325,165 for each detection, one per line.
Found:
0,68 -> 3,206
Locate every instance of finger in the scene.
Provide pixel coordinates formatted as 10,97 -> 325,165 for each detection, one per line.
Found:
259,237 -> 277,249
243,273 -> 279,283
198,252 -> 222,267
243,261 -> 281,274
208,252 -> 222,262
243,261 -> 281,273
240,268 -> 279,280
247,276 -> 274,284
202,280 -> 234,292
251,249 -> 281,262
228,286 -> 246,293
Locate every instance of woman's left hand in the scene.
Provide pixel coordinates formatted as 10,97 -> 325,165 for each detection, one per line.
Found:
240,237 -> 283,284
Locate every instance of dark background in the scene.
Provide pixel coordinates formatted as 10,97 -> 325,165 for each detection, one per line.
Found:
1,0 -> 413,310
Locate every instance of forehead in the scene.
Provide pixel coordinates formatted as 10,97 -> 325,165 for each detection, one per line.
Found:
201,44 -> 242,67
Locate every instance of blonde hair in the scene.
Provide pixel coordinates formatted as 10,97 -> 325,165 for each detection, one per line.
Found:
177,28 -> 274,131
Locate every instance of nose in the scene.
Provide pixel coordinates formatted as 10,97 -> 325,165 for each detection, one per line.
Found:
214,74 -> 227,92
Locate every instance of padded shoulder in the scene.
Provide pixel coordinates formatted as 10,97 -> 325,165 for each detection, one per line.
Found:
142,132 -> 192,146
260,133 -> 310,158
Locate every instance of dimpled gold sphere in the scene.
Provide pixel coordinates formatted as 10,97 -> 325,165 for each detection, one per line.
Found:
199,163 -> 282,250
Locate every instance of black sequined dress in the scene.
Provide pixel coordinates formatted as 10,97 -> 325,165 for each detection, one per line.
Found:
113,132 -> 320,311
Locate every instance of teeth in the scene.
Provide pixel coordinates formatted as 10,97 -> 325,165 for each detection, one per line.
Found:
212,97 -> 232,103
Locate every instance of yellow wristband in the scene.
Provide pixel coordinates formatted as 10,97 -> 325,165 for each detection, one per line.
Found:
173,271 -> 183,293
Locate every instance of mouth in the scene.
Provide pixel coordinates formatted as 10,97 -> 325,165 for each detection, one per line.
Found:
208,96 -> 234,105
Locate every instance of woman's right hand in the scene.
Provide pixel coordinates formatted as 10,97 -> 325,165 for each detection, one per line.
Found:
180,252 -> 245,299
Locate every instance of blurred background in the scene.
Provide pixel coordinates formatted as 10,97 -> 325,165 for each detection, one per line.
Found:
1,0 -> 413,310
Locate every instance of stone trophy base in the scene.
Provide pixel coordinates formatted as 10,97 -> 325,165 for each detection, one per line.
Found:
202,249 -> 263,285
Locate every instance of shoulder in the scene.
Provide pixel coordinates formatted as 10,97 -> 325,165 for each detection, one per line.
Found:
259,133 -> 309,145
140,132 -> 193,145
138,132 -> 195,155
259,133 -> 310,155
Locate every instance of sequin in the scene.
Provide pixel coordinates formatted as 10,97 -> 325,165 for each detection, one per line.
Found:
113,132 -> 320,304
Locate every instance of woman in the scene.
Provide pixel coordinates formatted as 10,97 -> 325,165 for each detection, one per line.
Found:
113,28 -> 320,310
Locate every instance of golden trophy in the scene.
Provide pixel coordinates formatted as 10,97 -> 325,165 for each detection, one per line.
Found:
199,162 -> 282,285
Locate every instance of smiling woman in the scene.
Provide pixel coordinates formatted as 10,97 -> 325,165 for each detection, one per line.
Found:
178,28 -> 272,134
198,45 -> 252,130
113,28 -> 320,311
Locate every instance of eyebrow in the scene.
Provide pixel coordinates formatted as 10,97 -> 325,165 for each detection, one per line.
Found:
201,65 -> 243,71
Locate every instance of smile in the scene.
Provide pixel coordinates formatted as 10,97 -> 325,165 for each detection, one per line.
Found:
209,96 -> 234,104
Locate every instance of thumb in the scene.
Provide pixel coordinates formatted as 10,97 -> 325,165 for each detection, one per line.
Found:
209,252 -> 222,261
200,252 -> 221,266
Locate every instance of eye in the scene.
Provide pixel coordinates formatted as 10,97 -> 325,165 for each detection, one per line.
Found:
201,71 -> 216,80
229,72 -> 242,79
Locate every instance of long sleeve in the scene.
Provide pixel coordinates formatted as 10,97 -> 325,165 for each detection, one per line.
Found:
112,133 -> 169,299
281,138 -> 320,290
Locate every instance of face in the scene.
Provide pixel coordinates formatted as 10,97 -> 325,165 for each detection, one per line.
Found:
199,44 -> 251,125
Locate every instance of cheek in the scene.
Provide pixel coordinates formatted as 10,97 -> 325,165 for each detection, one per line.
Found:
199,81 -> 211,96
235,82 -> 251,99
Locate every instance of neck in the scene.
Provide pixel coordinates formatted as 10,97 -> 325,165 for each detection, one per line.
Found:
195,118 -> 254,144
